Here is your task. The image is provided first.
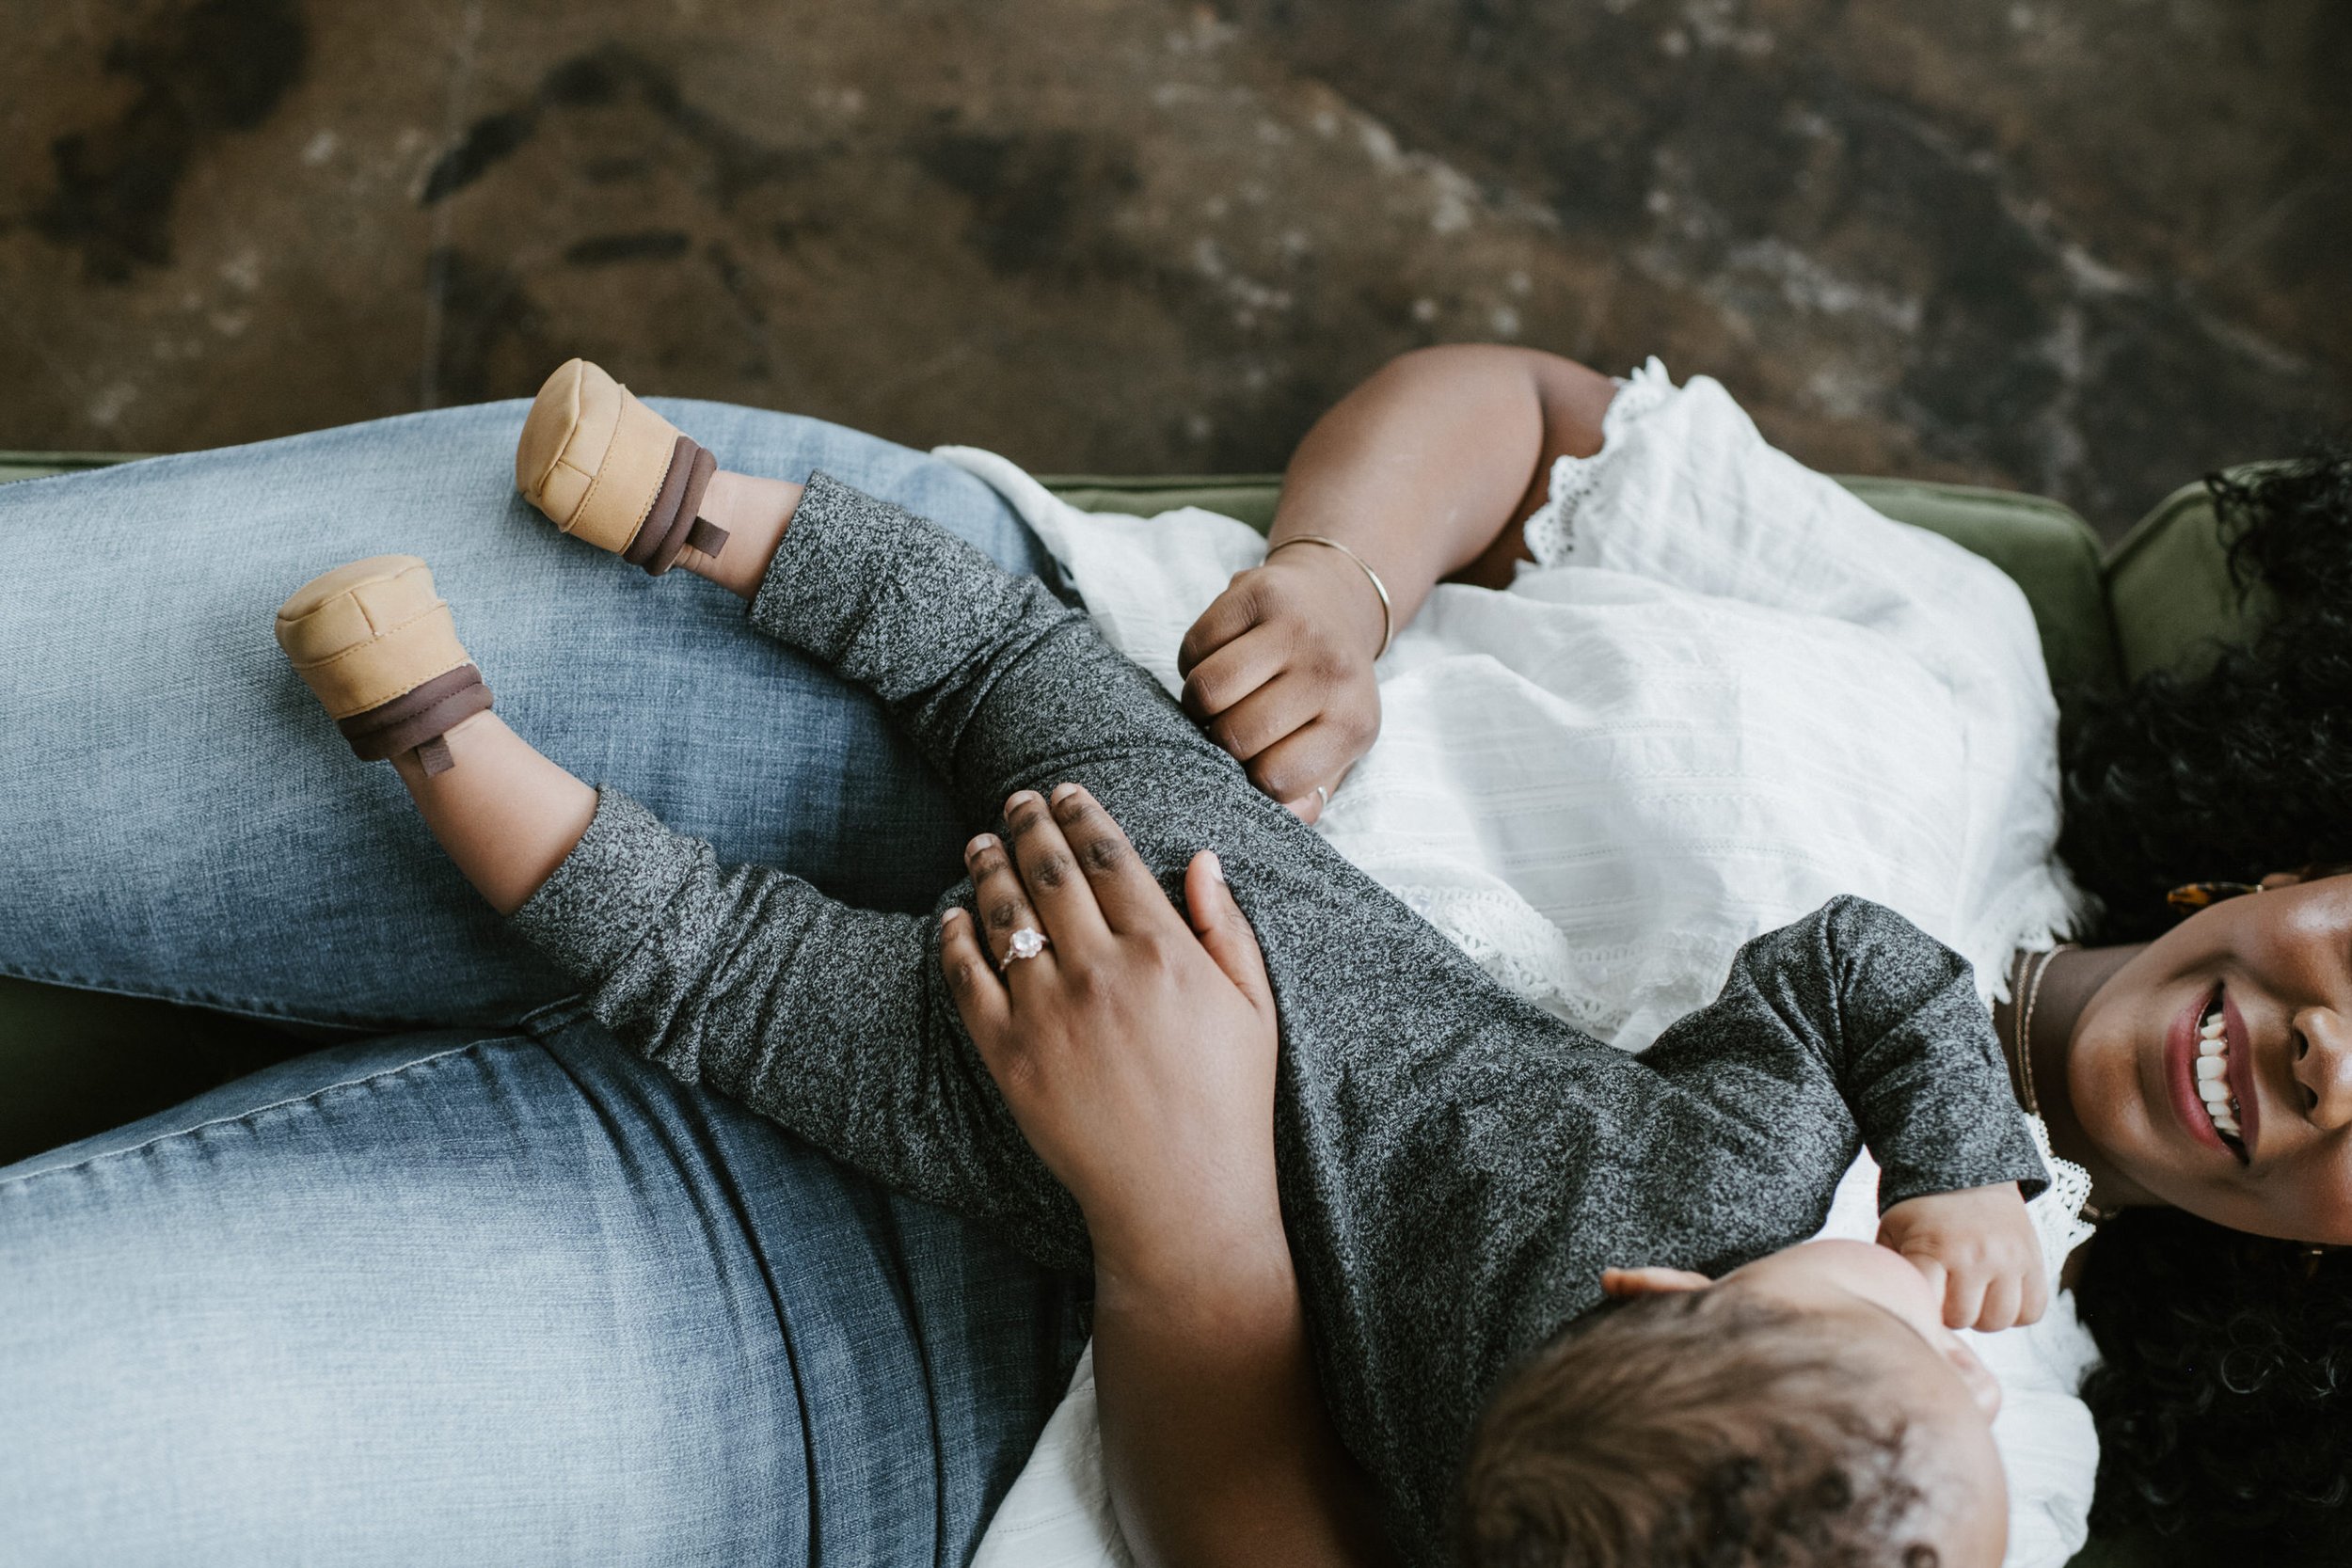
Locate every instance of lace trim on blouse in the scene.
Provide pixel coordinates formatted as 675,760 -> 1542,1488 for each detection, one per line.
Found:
1520,356 -> 1679,568
2025,1110 -> 2101,1276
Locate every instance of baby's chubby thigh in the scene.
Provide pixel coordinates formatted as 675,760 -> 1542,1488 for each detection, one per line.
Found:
0,399 -> 1049,1030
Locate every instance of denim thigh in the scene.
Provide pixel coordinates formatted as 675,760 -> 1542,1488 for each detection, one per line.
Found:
0,399 -> 1050,1030
0,1012 -> 1087,1567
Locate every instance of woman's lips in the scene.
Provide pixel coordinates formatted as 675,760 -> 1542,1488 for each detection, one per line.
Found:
2224,990 -> 2261,1159
2168,983 -> 2233,1157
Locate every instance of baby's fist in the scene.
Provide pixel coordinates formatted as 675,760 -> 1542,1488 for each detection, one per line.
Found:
1877,1182 -> 2048,1332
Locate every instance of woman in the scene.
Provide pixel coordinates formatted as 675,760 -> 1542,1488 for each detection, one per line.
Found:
1104,345 -> 2352,1564
0,348 -> 2342,1560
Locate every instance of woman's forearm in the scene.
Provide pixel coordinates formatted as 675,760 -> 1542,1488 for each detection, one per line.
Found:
1173,345 -> 1615,811
1092,1236 -> 1391,1568
1269,345 -> 1617,632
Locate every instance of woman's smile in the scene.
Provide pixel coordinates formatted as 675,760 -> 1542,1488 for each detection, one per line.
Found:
2063,874 -> 2352,1241
2165,983 -> 2240,1160
2221,989 -> 2263,1158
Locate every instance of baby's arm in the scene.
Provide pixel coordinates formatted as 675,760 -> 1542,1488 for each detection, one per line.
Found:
1642,896 -> 2049,1327
1645,895 -> 2048,1210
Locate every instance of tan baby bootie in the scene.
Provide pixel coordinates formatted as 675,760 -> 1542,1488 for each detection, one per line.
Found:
514,357 -> 731,575
276,556 -> 493,776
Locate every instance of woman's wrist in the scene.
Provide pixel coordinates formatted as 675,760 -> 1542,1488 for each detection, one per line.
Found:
1262,539 -> 1391,663
1088,1191 -> 1295,1310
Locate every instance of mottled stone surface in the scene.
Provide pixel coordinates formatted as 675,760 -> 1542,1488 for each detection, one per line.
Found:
1,0 -> 2344,535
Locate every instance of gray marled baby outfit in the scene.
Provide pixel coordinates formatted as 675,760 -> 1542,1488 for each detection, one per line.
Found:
509,472 -> 2047,1563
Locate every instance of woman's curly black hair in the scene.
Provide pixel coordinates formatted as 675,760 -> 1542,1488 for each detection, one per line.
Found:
2074,1210 -> 2352,1564
2058,448 -> 2352,942
2057,446 -> 2352,1563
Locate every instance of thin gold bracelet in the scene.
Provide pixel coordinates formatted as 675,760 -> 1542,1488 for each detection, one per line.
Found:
1265,533 -> 1394,658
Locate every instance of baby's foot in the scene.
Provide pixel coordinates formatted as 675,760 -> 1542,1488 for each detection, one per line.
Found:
514,358 -> 734,576
275,556 -> 492,775
515,358 -> 803,600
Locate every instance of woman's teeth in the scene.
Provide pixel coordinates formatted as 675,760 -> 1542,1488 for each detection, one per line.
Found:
2196,1000 -> 2245,1146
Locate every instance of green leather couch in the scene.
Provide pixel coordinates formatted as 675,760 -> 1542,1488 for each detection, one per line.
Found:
2,448 -> 2247,1568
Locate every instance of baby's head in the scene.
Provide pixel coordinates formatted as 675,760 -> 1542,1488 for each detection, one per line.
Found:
1459,1240 -> 2005,1568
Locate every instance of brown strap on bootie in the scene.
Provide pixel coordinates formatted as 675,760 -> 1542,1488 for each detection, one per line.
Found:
337,664 -> 494,776
623,436 -> 730,576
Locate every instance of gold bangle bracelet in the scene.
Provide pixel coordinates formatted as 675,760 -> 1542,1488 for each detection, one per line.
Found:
1265,533 -> 1394,658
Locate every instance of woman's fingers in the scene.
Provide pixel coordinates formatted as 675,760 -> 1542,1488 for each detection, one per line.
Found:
938,906 -> 1009,1041
1047,784 -> 1177,934
1280,778 -> 1339,824
964,830 -> 1058,973
1175,576 -> 1267,678
1182,850 -> 1273,1011
1202,675 -> 1322,765
1001,790 -> 1112,949
1180,630 -> 1285,723
1248,720 -> 1357,809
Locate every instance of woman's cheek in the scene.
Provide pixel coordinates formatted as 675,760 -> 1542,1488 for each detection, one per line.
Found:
2280,1146 -> 2352,1245
2068,1015 -> 2161,1183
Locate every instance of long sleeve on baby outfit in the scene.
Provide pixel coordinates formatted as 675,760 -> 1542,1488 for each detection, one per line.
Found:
507,472 -> 2046,1565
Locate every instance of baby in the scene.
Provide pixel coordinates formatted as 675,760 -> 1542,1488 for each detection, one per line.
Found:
276,361 -> 2046,1567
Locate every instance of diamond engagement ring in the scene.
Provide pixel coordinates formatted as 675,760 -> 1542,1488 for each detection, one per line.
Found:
1001,927 -> 1050,968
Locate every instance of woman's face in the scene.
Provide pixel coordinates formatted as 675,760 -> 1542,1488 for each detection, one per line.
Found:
2071,873 -> 2352,1242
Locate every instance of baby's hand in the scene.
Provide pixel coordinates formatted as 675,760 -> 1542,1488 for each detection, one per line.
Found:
1876,1182 -> 2048,1332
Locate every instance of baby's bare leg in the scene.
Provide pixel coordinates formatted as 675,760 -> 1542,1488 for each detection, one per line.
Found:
675,471 -> 804,601
276,557 -> 599,919
290,470 -> 797,921
388,712 -> 599,916
393,470 -> 791,911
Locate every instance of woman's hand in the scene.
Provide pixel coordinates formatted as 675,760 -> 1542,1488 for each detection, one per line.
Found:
1172,345 -> 1617,823
1176,549 -> 1384,825
938,781 -> 1283,1275
939,784 -> 1391,1568
940,783 -> 1388,1564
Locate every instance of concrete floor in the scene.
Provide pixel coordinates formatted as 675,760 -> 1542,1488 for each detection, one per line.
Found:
2,0 -> 2344,536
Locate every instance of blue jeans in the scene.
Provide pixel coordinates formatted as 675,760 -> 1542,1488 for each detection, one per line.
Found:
0,398 -> 1050,1030
0,403 -> 1087,1563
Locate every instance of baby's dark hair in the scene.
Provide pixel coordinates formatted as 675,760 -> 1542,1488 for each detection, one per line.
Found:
1459,1291 -> 1947,1568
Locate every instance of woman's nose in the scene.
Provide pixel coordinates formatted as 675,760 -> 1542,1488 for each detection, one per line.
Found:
2290,1008 -> 2352,1131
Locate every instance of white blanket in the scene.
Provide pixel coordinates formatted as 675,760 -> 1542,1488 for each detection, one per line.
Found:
948,361 -> 2101,1567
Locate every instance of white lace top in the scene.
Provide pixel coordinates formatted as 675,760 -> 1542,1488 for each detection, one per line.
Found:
940,360 -> 2099,1568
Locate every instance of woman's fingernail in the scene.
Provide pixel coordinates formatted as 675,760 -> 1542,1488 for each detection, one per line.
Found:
1006,790 -> 1041,811
1204,851 -> 1225,883
1051,782 -> 1081,804
941,907 -> 965,926
967,833 -> 997,854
